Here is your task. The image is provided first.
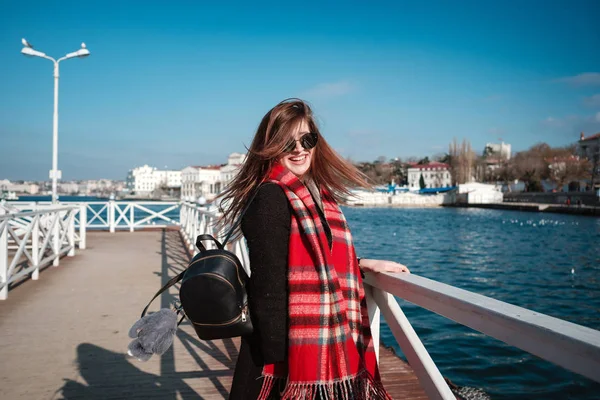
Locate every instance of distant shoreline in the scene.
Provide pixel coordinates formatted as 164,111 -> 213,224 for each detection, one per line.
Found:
343,203 -> 443,208
452,202 -> 600,217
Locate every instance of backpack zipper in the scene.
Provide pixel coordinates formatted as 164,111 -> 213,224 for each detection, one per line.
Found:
192,304 -> 249,327
187,253 -> 244,286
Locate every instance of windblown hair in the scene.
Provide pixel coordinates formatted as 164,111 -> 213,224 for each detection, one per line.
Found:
217,98 -> 371,235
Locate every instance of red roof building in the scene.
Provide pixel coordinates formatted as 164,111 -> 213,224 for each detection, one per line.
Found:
406,162 -> 452,189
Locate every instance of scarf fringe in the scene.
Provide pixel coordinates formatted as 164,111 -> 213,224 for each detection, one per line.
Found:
257,371 -> 392,400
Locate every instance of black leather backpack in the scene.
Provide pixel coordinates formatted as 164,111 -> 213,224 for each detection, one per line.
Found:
140,194 -> 257,340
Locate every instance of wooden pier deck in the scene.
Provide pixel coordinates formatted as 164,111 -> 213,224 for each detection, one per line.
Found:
0,230 -> 427,399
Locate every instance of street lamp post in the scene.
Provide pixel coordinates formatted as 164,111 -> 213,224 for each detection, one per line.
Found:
21,39 -> 90,204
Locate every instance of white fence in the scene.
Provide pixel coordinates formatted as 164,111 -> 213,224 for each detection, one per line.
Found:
363,274 -> 600,398
0,199 -> 181,300
0,205 -> 85,300
6,201 -> 181,232
178,204 -> 600,398
178,202 -> 250,272
4,200 -> 600,396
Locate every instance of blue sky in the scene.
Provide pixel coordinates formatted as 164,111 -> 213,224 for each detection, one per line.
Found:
1,0 -> 599,180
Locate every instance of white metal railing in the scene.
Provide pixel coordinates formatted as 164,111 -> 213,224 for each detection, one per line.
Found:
5,201 -> 599,395
0,205 -> 85,300
5,201 -> 180,232
179,202 -> 250,273
363,273 -> 600,399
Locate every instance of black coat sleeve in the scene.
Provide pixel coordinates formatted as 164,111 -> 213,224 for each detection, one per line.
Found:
241,183 -> 290,364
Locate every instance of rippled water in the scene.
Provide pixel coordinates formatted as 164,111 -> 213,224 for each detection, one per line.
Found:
345,207 -> 600,400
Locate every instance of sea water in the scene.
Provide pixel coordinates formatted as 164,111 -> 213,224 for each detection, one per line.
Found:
345,207 -> 600,400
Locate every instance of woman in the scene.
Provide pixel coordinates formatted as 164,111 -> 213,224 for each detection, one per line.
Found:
218,99 -> 409,399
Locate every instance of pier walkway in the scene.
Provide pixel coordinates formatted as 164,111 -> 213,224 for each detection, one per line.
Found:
0,230 -> 427,400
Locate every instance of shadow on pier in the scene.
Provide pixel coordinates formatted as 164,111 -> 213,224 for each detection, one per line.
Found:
0,229 -> 426,400
57,230 -> 238,399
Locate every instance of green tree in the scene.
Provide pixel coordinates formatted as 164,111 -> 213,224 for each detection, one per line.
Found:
417,156 -> 430,165
419,173 -> 426,189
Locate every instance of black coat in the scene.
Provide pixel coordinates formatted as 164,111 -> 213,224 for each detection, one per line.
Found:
228,183 -> 332,399
229,184 -> 290,400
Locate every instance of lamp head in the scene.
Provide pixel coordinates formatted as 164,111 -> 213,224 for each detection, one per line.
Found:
21,47 -> 47,58
65,43 -> 90,59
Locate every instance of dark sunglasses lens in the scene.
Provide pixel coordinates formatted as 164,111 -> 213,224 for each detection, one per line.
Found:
301,132 -> 318,149
283,140 -> 296,153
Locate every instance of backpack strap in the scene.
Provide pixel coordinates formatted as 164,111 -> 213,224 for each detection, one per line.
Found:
140,187 -> 260,320
195,234 -> 224,252
140,269 -> 186,318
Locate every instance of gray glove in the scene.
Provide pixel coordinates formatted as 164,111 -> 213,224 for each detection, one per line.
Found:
127,308 -> 178,361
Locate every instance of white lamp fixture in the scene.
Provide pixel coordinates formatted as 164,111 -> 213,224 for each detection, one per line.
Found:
20,38 -> 90,204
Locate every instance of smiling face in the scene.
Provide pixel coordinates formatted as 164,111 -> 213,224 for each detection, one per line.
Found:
279,120 -> 315,179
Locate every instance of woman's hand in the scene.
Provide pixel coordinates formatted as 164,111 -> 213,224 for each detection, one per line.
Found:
359,258 -> 410,274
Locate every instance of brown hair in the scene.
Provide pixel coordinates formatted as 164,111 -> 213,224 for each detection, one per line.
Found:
217,98 -> 372,234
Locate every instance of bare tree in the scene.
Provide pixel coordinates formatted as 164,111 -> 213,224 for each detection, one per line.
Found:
546,146 -> 592,191
448,138 -> 475,185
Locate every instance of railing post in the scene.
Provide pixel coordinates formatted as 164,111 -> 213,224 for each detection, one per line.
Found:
79,204 -> 86,250
32,213 -> 40,280
190,207 -> 197,251
68,210 -> 75,256
53,210 -> 60,267
364,283 -> 381,362
186,206 -> 192,244
187,206 -> 193,243
179,203 -> 185,230
199,213 -> 206,243
371,287 -> 455,399
0,211 -> 7,300
109,200 -> 115,233
130,204 -> 135,232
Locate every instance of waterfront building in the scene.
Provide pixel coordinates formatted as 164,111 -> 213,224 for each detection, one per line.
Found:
407,162 -> 452,190
181,152 -> 247,202
578,132 -> 600,190
219,152 -> 246,189
456,182 -> 503,204
126,165 -> 182,195
78,179 -> 125,196
58,182 -> 81,194
0,179 -> 40,195
180,165 -> 221,202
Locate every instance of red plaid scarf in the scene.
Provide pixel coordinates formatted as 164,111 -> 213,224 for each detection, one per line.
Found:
257,163 -> 391,400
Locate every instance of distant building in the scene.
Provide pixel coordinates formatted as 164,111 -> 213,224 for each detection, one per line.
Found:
219,152 -> 246,189
484,141 -> 511,160
407,162 -> 452,190
181,153 -> 247,202
79,179 -> 125,195
578,132 -> 600,189
126,165 -> 182,194
58,182 -> 80,194
181,165 -> 221,202
0,179 -> 40,194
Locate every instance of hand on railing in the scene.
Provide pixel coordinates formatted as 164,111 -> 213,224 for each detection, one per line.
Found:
359,258 -> 410,274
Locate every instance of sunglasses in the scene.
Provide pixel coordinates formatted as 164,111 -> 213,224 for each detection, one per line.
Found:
283,132 -> 319,153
